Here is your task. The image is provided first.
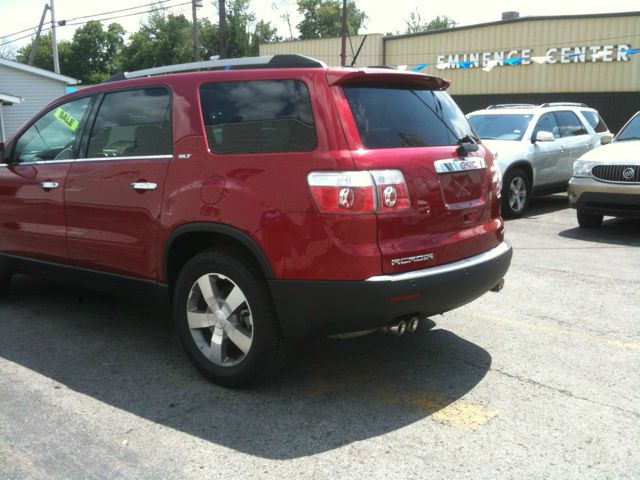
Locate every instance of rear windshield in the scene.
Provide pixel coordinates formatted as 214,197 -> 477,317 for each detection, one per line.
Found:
343,85 -> 475,149
467,114 -> 533,141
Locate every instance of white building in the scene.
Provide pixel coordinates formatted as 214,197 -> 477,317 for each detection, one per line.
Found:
0,59 -> 77,142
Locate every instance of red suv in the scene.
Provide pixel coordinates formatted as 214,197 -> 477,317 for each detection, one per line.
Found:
0,55 -> 511,386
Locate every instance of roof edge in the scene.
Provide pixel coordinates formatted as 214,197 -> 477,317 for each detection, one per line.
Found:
383,10 -> 640,41
0,59 -> 78,85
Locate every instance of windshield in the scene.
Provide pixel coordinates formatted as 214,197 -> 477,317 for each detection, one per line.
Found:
467,114 -> 533,141
343,85 -> 476,149
616,114 -> 640,141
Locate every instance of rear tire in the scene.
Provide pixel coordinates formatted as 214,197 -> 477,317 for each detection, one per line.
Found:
0,259 -> 12,293
172,249 -> 290,387
577,211 -> 603,228
501,168 -> 531,219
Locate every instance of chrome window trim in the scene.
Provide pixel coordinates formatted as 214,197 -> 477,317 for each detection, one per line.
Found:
0,155 -> 173,167
366,241 -> 511,282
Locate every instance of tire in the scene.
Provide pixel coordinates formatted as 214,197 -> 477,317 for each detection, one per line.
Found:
501,168 -> 531,219
0,258 -> 12,293
577,210 -> 603,228
172,249 -> 290,387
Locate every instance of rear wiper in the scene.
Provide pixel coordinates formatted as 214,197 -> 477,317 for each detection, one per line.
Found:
456,134 -> 479,156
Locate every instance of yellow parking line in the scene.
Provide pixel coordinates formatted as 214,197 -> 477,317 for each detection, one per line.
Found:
465,312 -> 640,350
378,387 -> 497,430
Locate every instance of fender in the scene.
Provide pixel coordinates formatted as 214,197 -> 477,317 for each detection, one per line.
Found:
163,222 -> 275,281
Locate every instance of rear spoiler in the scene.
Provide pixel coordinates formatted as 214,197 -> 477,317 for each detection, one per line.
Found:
326,69 -> 450,91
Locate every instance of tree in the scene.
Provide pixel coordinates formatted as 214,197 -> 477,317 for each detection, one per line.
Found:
404,10 -> 457,34
119,13 -> 193,72
16,33 -> 72,73
250,20 -> 280,54
65,21 -> 125,84
296,0 -> 367,39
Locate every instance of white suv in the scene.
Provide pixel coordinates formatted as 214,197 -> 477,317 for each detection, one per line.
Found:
467,103 -> 612,218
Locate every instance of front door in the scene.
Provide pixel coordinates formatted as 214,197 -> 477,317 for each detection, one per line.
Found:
0,96 -> 93,262
65,87 -> 172,280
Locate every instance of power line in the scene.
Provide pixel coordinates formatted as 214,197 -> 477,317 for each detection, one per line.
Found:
0,0 -> 194,49
0,0 -> 185,44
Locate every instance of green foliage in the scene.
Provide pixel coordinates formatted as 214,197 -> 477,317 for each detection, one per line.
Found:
296,0 -> 367,39
16,33 -> 69,72
119,13 -> 193,72
66,21 -> 125,84
404,10 -> 457,34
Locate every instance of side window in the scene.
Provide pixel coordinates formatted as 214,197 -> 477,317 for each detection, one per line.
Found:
87,88 -> 172,158
581,110 -> 608,133
199,80 -> 317,154
13,97 -> 92,162
533,113 -> 560,139
554,111 -> 588,137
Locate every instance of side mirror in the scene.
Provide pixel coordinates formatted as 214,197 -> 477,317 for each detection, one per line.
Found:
533,130 -> 555,143
601,133 -> 613,145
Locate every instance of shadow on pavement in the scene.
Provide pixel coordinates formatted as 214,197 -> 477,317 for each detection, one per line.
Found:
0,276 -> 492,460
559,217 -> 640,247
519,193 -> 569,219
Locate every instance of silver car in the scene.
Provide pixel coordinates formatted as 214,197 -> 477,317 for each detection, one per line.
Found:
467,103 -> 612,218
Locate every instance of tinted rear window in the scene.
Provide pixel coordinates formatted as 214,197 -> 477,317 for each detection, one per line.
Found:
343,86 -> 475,149
554,111 -> 588,137
87,88 -> 172,158
581,110 -> 608,133
199,80 -> 317,154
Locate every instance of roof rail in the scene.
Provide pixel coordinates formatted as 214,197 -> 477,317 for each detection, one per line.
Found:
486,103 -> 536,109
104,54 -> 326,82
540,102 -> 588,108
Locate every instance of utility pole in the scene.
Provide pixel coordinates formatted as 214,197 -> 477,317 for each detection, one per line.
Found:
191,0 -> 201,61
50,0 -> 60,73
28,3 -> 50,66
340,0 -> 347,66
219,0 -> 226,59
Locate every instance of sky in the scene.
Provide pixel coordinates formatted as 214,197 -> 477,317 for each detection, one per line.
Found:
1,0 -> 639,54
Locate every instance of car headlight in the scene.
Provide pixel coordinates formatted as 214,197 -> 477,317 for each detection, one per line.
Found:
572,160 -> 600,178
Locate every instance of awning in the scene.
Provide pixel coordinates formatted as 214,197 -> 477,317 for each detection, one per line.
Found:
0,93 -> 23,105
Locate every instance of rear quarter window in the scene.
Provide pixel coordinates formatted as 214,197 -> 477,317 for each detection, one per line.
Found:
199,80 -> 317,154
581,110 -> 609,133
343,85 -> 474,149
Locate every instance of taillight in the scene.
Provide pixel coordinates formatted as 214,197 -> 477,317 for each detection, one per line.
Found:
307,170 -> 410,214
369,170 -> 410,213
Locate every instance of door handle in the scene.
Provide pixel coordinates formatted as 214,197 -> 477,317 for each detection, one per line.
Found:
130,181 -> 158,191
40,181 -> 60,190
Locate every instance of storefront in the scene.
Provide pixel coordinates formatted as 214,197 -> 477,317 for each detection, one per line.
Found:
261,11 -> 640,131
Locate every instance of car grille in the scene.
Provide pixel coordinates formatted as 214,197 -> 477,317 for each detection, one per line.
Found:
592,165 -> 640,183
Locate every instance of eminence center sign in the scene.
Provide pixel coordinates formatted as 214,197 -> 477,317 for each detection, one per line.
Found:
436,44 -> 633,69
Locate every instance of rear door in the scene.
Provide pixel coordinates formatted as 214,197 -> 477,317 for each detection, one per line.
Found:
530,112 -> 566,186
336,80 -> 502,275
554,110 -> 593,179
0,96 -> 93,262
65,87 -> 172,280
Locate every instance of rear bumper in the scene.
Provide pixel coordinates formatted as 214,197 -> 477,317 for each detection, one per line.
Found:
269,241 -> 512,338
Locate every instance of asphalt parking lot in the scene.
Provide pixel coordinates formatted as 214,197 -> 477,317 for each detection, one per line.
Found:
1,194 -> 638,479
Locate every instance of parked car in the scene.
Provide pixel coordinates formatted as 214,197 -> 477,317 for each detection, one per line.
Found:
0,55 -> 511,386
467,103 -> 612,218
569,111 -> 640,227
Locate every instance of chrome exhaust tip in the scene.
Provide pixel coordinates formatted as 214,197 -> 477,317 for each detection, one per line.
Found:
381,319 -> 407,336
407,317 -> 419,333
491,278 -> 505,292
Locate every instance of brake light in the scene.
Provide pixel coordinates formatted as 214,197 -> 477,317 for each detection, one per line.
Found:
370,170 -> 411,213
307,170 -> 410,214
